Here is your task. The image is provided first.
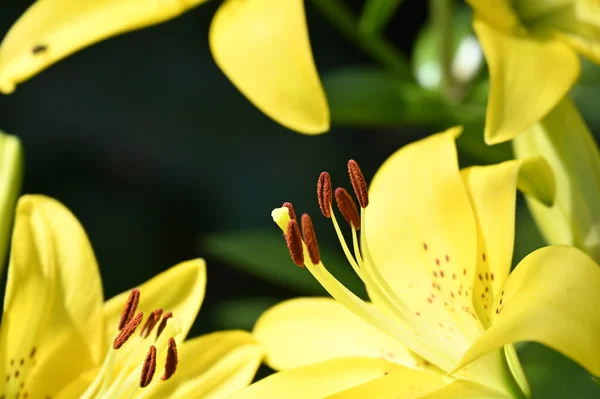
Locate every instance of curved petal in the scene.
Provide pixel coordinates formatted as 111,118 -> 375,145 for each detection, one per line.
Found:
365,128 -> 482,353
0,195 -> 104,397
465,0 -> 522,34
253,297 -> 416,370
474,19 -> 580,144
227,357 -> 407,399
461,157 -> 554,323
103,259 -> 206,347
457,246 -> 600,377
209,0 -> 329,134
0,0 -> 207,94
142,330 -> 262,399
0,132 -> 23,276
325,372 -> 506,399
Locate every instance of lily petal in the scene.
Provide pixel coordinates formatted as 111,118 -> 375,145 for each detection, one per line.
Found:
227,357 -> 407,399
366,128 -> 482,352
0,0 -> 208,94
0,195 -> 104,396
103,259 -> 206,347
253,297 -> 416,370
457,246 -> 600,377
473,19 -> 580,144
461,156 -> 554,310
143,330 -> 262,399
465,0 -> 522,34
209,0 -> 329,134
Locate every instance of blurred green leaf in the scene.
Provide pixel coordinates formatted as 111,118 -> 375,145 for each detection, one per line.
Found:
518,343 -> 600,398
201,229 -> 367,297
209,297 -> 280,331
359,0 -> 404,35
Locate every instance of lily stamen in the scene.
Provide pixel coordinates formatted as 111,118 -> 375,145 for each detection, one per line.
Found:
155,312 -> 173,341
140,309 -> 163,339
139,346 -> 157,388
300,214 -> 320,265
161,338 -> 178,381
334,188 -> 360,231
317,172 -> 332,218
118,288 -> 140,330
113,312 -> 144,350
285,219 -> 305,267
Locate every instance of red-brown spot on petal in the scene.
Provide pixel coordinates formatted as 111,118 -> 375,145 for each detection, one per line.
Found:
348,160 -> 369,208
29,348 -> 36,359
463,269 -> 467,275
162,338 -> 178,381
285,220 -> 305,267
491,273 -> 495,281
482,253 -> 486,261
301,213 -> 320,264
140,346 -> 157,388
452,273 -> 456,280
317,172 -> 332,218
440,271 -> 445,278
423,242 -> 428,251
118,288 -> 140,330
435,258 -> 440,266
334,187 -> 360,230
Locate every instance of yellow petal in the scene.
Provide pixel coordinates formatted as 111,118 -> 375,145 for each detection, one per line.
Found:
253,297 -> 416,370
143,330 -> 262,399
103,259 -> 206,347
461,156 -> 554,316
465,0 -> 523,34
325,372 -> 506,399
0,132 -> 23,275
227,357 -> 407,399
0,0 -> 208,93
473,19 -> 580,144
365,128 -> 482,352
513,98 -> 600,263
209,0 -> 329,134
457,246 -> 600,377
0,195 -> 104,396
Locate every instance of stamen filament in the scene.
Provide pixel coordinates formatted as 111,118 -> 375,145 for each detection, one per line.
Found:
329,208 -> 364,280
80,350 -> 117,399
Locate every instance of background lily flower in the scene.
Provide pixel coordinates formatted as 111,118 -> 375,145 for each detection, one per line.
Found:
0,0 -> 328,134
235,129 -> 600,398
466,0 -> 600,144
0,131 -> 22,274
513,97 -> 600,263
0,195 -> 262,398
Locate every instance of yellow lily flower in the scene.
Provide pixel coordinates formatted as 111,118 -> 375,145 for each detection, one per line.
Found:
231,128 -> 600,398
0,195 -> 262,398
0,0 -> 328,134
466,0 -> 600,144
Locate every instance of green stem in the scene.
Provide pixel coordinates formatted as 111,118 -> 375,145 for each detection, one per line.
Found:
429,0 -> 455,99
502,346 -> 531,399
310,0 -> 411,77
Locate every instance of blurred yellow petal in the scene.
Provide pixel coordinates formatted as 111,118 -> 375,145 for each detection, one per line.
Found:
0,0 -> 208,94
144,330 -> 262,399
513,98 -> 600,262
457,246 -> 600,377
210,0 -> 329,134
465,0 -> 522,34
474,19 -> 580,144
228,357 -> 406,399
366,128 -> 482,348
103,259 -> 206,348
253,297 -> 415,370
0,195 -> 104,397
461,156 -> 554,301
0,132 -> 23,275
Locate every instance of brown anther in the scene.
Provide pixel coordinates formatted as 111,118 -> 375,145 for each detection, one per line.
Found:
118,288 -> 140,330
140,346 -> 157,388
317,172 -> 332,218
334,187 -> 360,230
113,312 -> 144,349
162,338 -> 178,381
140,309 -> 163,339
282,202 -> 297,222
301,213 -> 320,264
348,160 -> 369,208
156,312 -> 173,341
285,220 -> 305,266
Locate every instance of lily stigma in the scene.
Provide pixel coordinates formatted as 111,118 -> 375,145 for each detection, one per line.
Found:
466,0 -> 600,144
0,195 -> 262,398
234,129 -> 600,398
0,0 -> 328,134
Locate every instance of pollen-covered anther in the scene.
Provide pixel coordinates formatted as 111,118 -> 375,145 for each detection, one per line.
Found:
347,160 -> 369,208
285,220 -> 305,267
301,213 -> 320,264
140,346 -> 157,388
282,202 -> 297,222
113,311 -> 144,349
140,308 -> 163,339
118,288 -> 140,330
317,172 -> 332,218
162,338 -> 178,381
334,187 -> 360,230
156,312 -> 173,341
